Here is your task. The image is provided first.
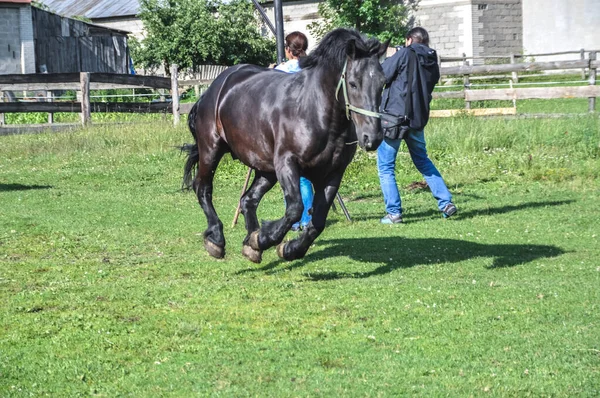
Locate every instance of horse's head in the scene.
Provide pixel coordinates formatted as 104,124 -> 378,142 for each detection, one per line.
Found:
343,39 -> 388,151
299,29 -> 389,151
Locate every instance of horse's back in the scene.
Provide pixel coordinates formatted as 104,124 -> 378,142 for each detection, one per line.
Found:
190,65 -> 264,137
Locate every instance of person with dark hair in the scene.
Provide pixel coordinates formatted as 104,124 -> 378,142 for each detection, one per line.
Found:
275,31 -> 308,72
377,27 -> 457,224
274,31 -> 314,231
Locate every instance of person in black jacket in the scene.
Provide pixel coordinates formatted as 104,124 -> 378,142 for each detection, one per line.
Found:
377,27 -> 457,224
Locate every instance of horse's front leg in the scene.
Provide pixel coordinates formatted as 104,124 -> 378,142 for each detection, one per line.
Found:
239,170 -> 277,263
277,172 -> 344,261
248,157 -> 303,252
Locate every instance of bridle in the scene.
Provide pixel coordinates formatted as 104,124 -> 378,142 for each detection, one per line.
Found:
335,60 -> 383,120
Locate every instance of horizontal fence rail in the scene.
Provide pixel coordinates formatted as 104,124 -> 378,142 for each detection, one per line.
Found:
463,86 -> 600,101
0,73 -> 171,91
432,86 -> 600,101
440,49 -> 600,63
441,60 -> 600,76
0,102 -> 173,113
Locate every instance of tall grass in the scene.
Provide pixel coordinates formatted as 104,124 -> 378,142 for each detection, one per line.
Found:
344,114 -> 599,196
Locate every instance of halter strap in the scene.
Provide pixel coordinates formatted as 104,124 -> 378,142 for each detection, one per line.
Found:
335,60 -> 382,120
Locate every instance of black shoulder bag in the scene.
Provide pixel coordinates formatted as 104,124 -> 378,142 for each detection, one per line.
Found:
381,48 -> 416,140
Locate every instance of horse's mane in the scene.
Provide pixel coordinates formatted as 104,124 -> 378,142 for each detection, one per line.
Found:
299,28 -> 382,71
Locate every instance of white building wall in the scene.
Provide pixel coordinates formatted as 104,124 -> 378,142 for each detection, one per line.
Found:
92,17 -> 146,41
263,0 -> 321,52
19,4 -> 35,73
522,0 -> 600,61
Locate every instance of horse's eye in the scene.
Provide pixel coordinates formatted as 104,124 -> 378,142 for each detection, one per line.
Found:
349,82 -> 358,89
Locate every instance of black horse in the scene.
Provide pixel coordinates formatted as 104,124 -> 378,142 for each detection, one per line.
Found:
182,28 -> 388,263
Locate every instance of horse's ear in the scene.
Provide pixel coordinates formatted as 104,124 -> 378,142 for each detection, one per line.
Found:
346,39 -> 357,59
378,39 -> 391,58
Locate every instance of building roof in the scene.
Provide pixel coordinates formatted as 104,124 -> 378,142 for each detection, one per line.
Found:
37,0 -> 139,19
0,0 -> 32,3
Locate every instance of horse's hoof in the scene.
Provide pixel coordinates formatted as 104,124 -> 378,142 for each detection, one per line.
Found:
204,239 -> 225,259
276,242 -> 287,259
248,231 -> 260,251
242,245 -> 262,263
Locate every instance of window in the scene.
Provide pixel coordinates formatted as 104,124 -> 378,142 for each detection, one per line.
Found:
478,4 -> 488,10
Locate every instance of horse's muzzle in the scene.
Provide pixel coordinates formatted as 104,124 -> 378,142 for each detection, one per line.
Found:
361,133 -> 383,151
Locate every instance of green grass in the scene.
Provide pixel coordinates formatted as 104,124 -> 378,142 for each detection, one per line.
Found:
1,115 -> 599,396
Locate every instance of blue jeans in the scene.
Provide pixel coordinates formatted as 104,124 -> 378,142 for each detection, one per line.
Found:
287,177 -> 313,228
377,129 -> 452,215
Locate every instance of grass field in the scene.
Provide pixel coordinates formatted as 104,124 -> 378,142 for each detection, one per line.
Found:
1,114 -> 599,396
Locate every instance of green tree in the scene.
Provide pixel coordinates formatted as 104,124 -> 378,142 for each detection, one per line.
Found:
308,0 -> 419,45
132,0 -> 276,70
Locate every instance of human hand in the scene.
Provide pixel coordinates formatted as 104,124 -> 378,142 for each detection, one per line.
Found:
386,46 -> 398,58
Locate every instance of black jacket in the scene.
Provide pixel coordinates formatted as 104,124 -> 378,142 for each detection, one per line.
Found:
379,43 -> 440,130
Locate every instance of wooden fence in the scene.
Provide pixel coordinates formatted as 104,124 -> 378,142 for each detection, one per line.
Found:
439,48 -> 600,82
433,51 -> 598,115
0,54 -> 598,130
0,64 -> 230,128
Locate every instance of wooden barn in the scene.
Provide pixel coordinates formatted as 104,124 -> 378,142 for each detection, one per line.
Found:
36,0 -> 144,41
0,0 -> 130,74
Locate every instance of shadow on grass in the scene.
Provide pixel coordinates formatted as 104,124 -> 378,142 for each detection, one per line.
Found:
249,236 -> 565,280
0,184 -> 53,192
354,199 -> 575,223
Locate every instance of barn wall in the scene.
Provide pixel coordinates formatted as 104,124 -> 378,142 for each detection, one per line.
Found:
0,4 -> 35,74
0,6 -> 22,74
31,7 -> 129,73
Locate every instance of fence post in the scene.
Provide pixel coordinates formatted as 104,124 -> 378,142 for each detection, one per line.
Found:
589,51 -> 597,113
47,91 -> 54,124
0,91 -> 4,126
581,48 -> 586,80
171,64 -> 180,126
463,53 -> 471,110
80,72 -> 91,126
510,54 -> 519,83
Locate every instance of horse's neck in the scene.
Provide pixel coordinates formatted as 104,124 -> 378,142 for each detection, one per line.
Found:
307,67 -> 349,129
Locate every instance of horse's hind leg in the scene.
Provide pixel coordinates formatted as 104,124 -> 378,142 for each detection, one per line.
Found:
277,172 -> 343,261
194,144 -> 228,259
239,170 -> 277,263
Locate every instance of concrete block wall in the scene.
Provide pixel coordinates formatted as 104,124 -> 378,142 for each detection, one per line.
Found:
412,0 -> 473,60
472,0 -> 522,62
413,0 -> 523,65
0,6 -> 22,74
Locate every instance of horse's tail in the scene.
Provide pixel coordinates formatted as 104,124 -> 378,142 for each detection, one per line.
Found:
180,143 -> 198,191
187,98 -> 200,140
181,100 -> 200,191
